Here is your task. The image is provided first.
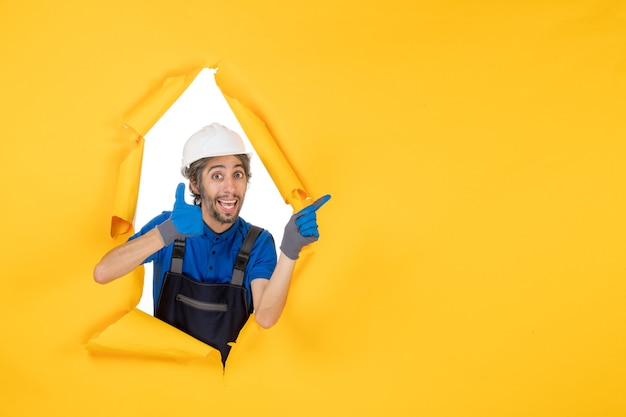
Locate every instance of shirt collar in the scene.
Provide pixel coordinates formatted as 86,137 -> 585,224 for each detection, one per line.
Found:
202,217 -> 242,240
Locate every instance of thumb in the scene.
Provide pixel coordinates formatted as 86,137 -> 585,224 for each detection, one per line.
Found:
175,183 -> 186,204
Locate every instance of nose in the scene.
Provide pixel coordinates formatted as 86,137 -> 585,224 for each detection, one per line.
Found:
222,175 -> 235,192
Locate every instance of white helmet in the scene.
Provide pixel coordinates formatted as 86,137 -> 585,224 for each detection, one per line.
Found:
180,123 -> 252,174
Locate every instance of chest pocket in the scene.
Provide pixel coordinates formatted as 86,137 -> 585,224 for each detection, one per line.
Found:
155,226 -> 263,366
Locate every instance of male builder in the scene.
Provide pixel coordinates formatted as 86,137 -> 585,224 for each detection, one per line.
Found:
94,123 -> 330,363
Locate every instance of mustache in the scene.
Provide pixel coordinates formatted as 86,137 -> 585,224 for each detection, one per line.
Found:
214,193 -> 242,201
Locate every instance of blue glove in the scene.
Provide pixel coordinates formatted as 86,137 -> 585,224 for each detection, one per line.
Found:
280,195 -> 331,260
156,183 -> 203,245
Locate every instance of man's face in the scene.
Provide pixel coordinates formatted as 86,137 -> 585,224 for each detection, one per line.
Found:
194,155 -> 248,232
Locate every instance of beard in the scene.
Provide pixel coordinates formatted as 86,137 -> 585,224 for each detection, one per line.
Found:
200,186 -> 243,225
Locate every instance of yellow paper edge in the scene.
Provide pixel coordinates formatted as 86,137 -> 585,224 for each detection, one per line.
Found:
111,136 -> 144,237
87,309 -> 217,361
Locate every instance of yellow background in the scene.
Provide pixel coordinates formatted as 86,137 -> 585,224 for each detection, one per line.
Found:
1,1 -> 625,416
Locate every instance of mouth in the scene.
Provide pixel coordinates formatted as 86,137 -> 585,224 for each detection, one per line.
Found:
217,198 -> 238,214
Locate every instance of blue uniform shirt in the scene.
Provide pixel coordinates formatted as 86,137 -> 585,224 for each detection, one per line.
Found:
130,212 -> 277,312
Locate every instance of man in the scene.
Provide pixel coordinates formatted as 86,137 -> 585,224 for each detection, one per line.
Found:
94,123 -> 330,364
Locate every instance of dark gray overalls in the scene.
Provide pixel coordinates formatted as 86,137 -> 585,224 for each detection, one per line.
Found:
155,226 -> 262,366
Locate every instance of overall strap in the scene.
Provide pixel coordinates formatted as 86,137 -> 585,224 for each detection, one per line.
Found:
231,226 -> 263,286
170,239 -> 186,274
168,226 -> 264,285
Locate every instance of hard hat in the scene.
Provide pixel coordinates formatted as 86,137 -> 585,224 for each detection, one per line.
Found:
180,123 -> 252,174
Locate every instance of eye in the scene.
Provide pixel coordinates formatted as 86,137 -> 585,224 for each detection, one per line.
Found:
211,173 -> 223,180
234,171 -> 244,179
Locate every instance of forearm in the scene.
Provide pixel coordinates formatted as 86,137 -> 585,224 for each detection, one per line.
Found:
253,252 -> 297,328
254,194 -> 330,327
93,228 -> 165,284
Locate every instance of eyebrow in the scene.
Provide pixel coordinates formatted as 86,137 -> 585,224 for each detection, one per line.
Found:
207,163 -> 244,172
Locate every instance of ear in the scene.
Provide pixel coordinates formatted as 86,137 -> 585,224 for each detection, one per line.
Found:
189,179 -> 200,195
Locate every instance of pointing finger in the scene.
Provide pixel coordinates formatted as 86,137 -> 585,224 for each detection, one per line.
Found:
297,194 -> 332,216
312,194 -> 332,211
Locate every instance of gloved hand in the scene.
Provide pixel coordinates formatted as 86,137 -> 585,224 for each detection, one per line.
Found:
280,194 -> 331,260
156,183 -> 203,245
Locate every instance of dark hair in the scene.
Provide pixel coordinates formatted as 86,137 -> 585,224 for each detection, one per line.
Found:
183,154 -> 252,205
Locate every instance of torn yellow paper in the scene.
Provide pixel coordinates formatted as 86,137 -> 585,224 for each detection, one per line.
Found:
87,308 -> 218,361
110,69 -> 206,237
111,135 -> 144,237
123,68 -> 205,138
222,95 -> 311,211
